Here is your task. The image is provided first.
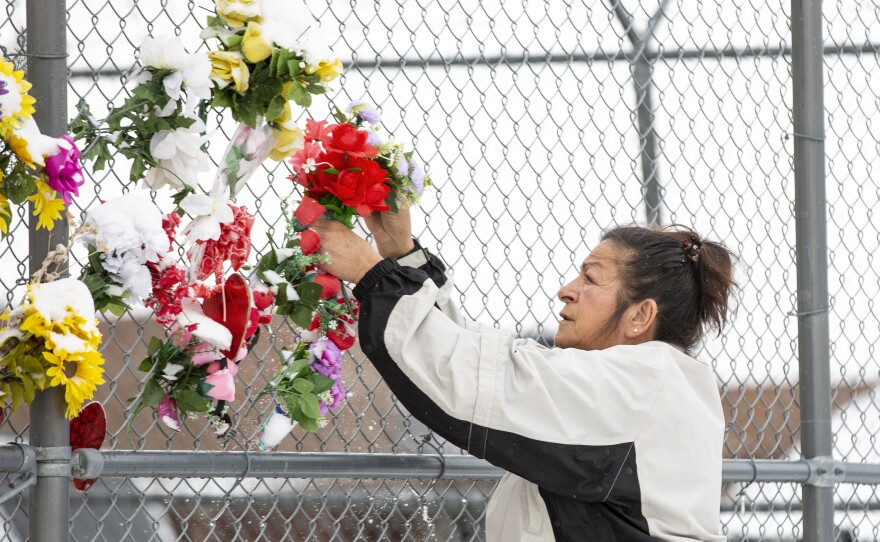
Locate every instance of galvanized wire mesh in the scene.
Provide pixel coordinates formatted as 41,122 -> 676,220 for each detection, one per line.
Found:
0,0 -> 878,540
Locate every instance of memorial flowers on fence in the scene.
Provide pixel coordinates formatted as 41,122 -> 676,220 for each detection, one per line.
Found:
249,102 -> 431,447
0,54 -> 84,236
66,0 -> 433,448
0,278 -> 105,419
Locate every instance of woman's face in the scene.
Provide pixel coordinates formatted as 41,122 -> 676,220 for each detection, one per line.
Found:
555,240 -> 628,350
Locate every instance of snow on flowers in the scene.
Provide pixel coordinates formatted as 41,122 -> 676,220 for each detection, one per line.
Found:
0,54 -> 84,236
0,278 -> 105,419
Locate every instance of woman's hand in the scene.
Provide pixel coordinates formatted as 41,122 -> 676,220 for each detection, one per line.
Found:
364,208 -> 414,258
311,219 -> 383,283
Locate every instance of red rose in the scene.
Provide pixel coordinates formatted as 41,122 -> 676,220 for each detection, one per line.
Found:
323,123 -> 378,158
314,273 -> 341,299
299,228 -> 321,255
293,197 -> 327,227
320,159 -> 391,216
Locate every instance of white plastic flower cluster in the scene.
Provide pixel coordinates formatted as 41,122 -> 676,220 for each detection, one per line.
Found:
80,194 -> 169,302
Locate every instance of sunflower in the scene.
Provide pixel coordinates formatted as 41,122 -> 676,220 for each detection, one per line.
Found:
26,181 -> 64,231
43,348 -> 105,418
6,132 -> 35,167
0,194 -> 10,236
0,56 -> 36,134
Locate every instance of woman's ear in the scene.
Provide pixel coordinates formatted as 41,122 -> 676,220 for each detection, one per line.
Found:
624,298 -> 658,340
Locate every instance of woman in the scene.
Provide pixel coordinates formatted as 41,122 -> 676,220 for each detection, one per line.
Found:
313,209 -> 735,542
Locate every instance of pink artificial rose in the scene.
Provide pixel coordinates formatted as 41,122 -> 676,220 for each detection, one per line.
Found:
204,363 -> 239,402
191,342 -> 224,366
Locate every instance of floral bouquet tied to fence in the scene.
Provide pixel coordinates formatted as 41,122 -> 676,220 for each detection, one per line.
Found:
252,102 -> 431,449
1,54 -> 85,236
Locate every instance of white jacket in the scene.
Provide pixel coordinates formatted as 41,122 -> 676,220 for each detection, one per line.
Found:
352,247 -> 726,542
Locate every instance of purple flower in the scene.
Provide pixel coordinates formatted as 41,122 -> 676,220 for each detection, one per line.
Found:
394,153 -> 410,177
408,158 -> 425,196
43,135 -> 85,205
346,100 -> 382,125
319,377 -> 346,416
308,338 -> 341,377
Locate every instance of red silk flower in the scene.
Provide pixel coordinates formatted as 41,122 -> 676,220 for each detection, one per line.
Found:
323,123 -> 378,158
293,197 -> 326,227
310,158 -> 391,217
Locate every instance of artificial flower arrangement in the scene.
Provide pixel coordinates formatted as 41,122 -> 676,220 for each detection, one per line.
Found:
0,54 -> 85,236
250,102 -> 430,449
0,247 -> 105,419
67,0 -> 431,450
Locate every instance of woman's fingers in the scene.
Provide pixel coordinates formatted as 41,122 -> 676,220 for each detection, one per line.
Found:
366,209 -> 414,258
311,220 -> 383,283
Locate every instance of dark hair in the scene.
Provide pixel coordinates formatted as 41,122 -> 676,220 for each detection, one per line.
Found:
601,225 -> 737,353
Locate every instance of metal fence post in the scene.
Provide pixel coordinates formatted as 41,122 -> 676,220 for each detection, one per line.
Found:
26,0 -> 70,540
791,1 -> 833,541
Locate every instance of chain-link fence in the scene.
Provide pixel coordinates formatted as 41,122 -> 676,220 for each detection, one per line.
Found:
0,0 -> 877,540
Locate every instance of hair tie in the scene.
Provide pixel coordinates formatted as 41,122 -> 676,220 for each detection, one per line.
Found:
682,240 -> 702,262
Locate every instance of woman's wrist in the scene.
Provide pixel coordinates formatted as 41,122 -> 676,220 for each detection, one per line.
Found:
376,237 -> 416,259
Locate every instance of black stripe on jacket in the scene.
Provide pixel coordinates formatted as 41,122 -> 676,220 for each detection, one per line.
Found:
353,258 -> 655,541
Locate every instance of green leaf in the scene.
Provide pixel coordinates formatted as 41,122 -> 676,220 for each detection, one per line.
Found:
300,417 -> 318,432
288,358 -> 308,376
292,378 -> 314,394
298,392 -> 320,419
255,250 -> 279,282
8,381 -> 24,410
141,379 -> 165,409
286,81 -> 311,107
266,95 -> 286,122
148,337 -> 164,356
290,303 -> 314,328
309,374 -> 335,395
173,389 -> 210,413
3,168 -> 36,205
21,355 -> 44,375
295,281 -> 323,308
283,396 -> 302,420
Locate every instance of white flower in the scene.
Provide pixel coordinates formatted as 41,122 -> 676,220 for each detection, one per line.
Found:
81,194 -> 169,303
180,186 -> 234,243
162,363 -> 185,381
144,118 -> 209,191
138,36 -> 213,117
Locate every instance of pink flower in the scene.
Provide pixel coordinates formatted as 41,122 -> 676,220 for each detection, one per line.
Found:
288,142 -> 324,185
309,338 -> 341,377
43,135 -> 85,205
158,393 -> 181,431
304,119 -> 331,142
204,363 -> 238,401
319,377 -> 345,416
191,341 -> 223,366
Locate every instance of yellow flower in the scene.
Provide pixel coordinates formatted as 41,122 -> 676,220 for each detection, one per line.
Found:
306,57 -> 343,83
268,102 -> 304,161
0,56 -> 36,133
217,0 -> 262,28
0,194 -> 10,236
208,51 -> 250,93
26,181 -> 65,231
7,132 -> 35,168
241,22 -> 273,63
44,349 -> 105,418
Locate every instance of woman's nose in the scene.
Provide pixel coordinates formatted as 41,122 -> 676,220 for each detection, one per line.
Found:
558,279 -> 576,303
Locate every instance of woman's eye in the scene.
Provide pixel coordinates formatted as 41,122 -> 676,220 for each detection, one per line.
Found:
583,274 -> 593,284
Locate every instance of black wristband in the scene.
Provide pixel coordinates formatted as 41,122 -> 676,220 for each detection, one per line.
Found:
353,257 -> 401,301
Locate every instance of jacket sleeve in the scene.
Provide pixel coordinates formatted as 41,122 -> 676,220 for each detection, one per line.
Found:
353,258 -> 673,503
